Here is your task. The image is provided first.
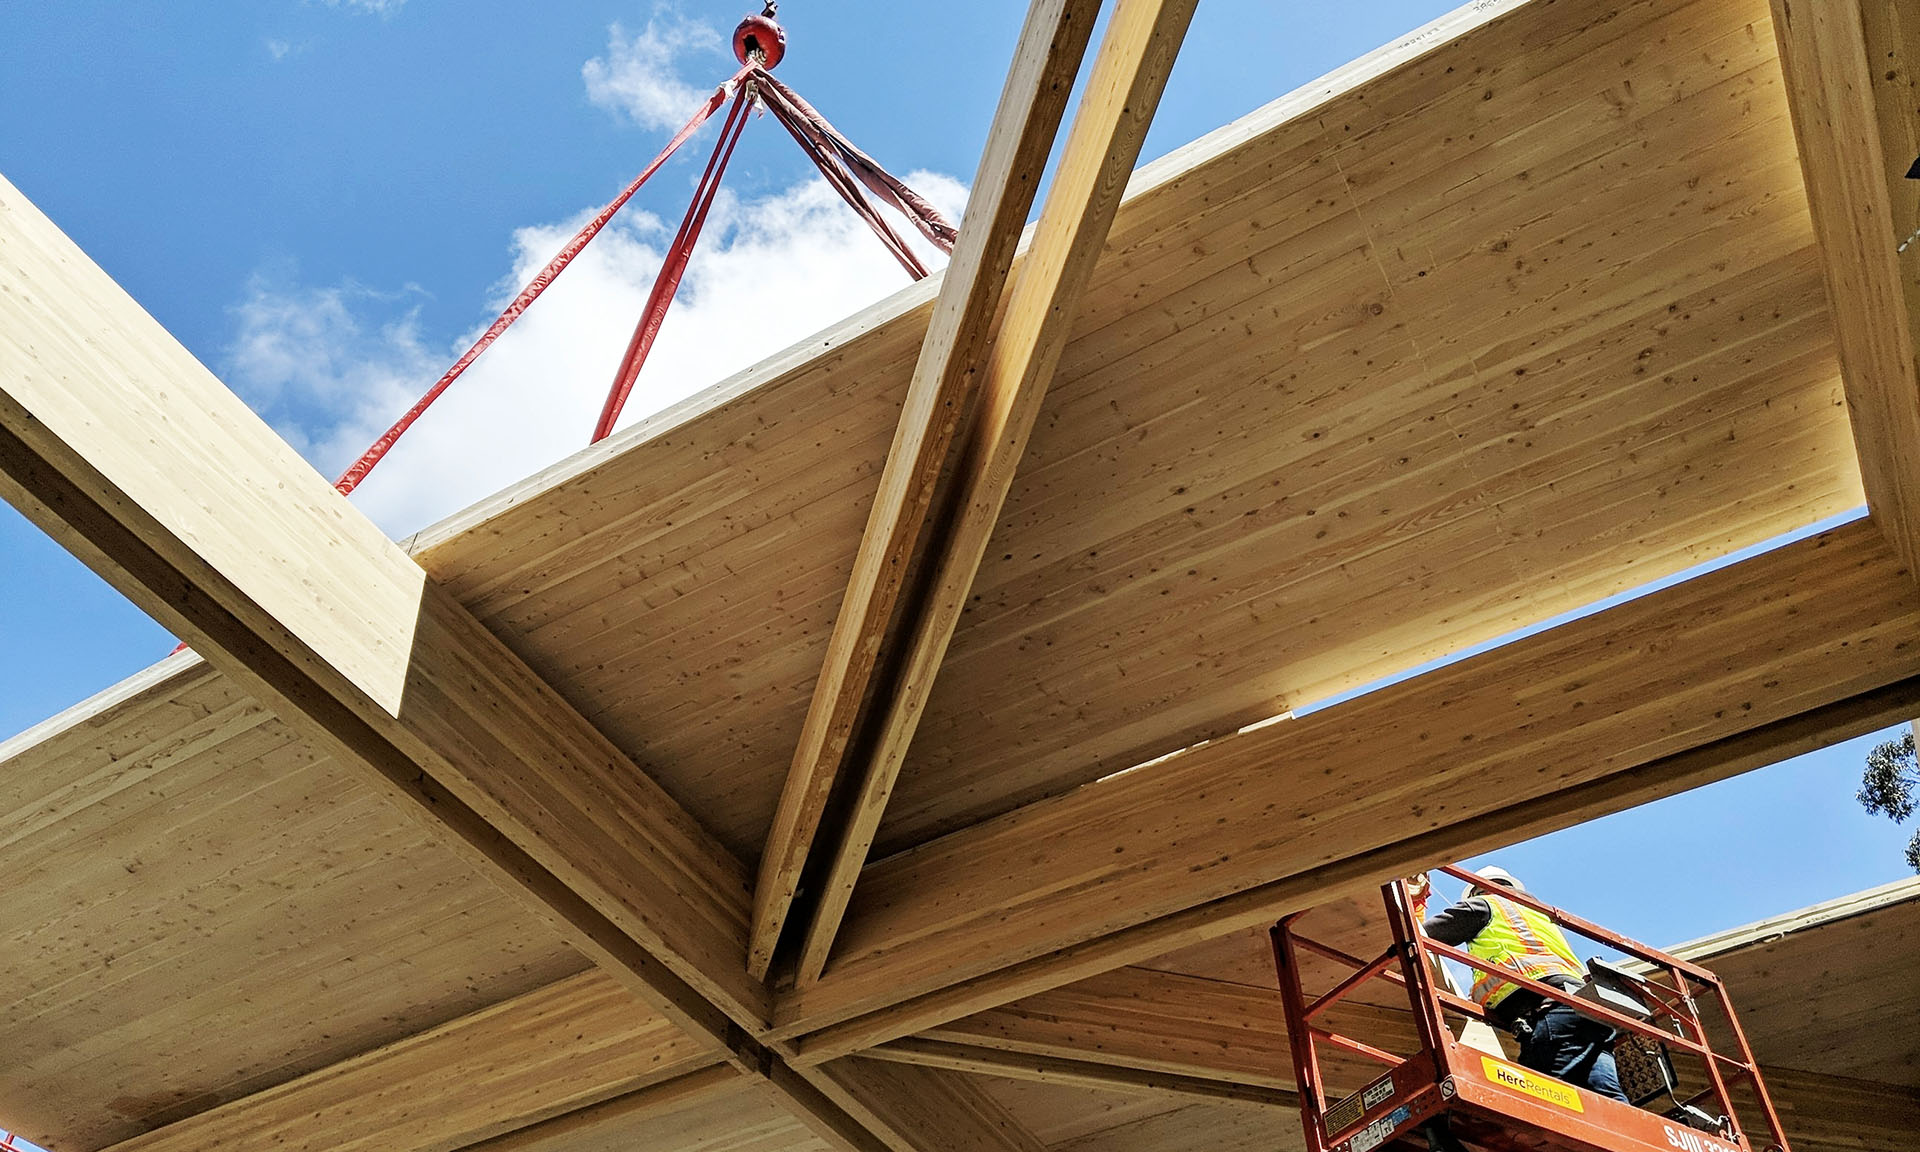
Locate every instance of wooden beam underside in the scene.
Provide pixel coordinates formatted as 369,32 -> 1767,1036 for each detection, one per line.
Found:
750,0 -> 1104,982
1769,0 -> 1920,574
791,0 -> 1201,987
8,1 -> 1920,1152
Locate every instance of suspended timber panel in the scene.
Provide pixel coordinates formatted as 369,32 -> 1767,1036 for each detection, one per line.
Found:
885,0 -> 1856,847
414,0 -> 1862,863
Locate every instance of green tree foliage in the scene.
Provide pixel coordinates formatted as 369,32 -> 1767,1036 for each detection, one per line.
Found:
1859,731 -> 1920,873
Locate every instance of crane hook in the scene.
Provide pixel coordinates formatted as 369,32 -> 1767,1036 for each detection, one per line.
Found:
734,7 -> 787,70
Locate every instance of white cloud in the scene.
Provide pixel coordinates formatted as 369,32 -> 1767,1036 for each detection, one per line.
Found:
227,278 -> 438,466
319,0 -> 406,15
583,13 -> 728,131
266,39 -> 293,60
224,172 -> 967,539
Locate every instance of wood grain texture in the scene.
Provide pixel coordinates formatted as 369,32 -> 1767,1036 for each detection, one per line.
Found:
2,3 -> 1908,1152
1768,0 -> 1920,573
101,972 -> 711,1152
1747,1067 -> 1919,1152
1861,1 -> 1920,386
752,0 -> 1104,981
1048,1100 -> 1300,1152
0,172 -> 758,1036
1136,902 -> 1411,1011
462,1078 -> 826,1152
413,285 -> 933,862
912,965 -> 1411,1100
0,657 -> 585,1151
787,521 -> 1920,1041
457,1067 -> 752,1152
1675,878 -> 1920,1087
93,883 -> 1904,1152
862,1039 -> 1297,1108
0,171 -> 422,716
404,0 -> 1862,872
794,0 -> 1202,987
879,0 -> 1857,849
975,1080 -> 1188,1148
797,1059 -> 1048,1152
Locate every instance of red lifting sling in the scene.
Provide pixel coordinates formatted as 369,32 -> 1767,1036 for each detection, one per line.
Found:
334,3 -> 955,495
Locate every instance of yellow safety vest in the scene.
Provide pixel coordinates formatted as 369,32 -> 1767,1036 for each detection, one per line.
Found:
1466,894 -> 1584,1010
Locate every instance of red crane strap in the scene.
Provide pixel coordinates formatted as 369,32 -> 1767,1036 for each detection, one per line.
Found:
332,66 -> 751,495
592,83 -> 754,443
333,19 -> 960,485
753,71 -> 957,254
589,67 -> 960,440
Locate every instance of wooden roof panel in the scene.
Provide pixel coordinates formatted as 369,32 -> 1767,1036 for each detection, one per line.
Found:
412,0 -> 1858,861
415,291 -> 932,860
1688,878 -> 1920,1087
0,658 -> 584,1150
1047,1100 -> 1299,1152
882,0 -> 1859,848
503,1085 -> 828,1152
975,1079 -> 1185,1148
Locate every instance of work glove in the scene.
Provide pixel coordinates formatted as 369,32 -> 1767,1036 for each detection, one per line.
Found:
1404,872 -> 1433,920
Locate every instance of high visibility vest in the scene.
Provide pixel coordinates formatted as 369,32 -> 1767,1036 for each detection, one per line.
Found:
1466,894 -> 1584,1011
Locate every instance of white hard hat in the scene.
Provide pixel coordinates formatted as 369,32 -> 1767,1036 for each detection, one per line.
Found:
1468,865 -> 1526,896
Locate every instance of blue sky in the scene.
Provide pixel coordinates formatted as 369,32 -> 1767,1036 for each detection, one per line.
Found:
1,0 -> 1914,1023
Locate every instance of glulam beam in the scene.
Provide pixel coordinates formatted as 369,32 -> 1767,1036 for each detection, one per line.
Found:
781,521 -> 1920,1055
791,0 -> 1203,987
918,966 -> 1405,1093
0,171 -> 755,1037
1769,0 -> 1920,574
0,170 -> 1049,1152
749,0 -> 1104,982
0,171 -> 759,1041
861,1038 -> 1299,1108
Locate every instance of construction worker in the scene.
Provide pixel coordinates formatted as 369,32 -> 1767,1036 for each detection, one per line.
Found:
1411,867 -> 1629,1103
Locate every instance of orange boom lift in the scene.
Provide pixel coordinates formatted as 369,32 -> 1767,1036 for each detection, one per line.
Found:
1271,865 -> 1792,1152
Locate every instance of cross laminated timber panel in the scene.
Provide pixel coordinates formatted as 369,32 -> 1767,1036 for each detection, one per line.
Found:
0,656 -> 587,1149
413,0 -> 1861,864
1669,876 -> 1920,1087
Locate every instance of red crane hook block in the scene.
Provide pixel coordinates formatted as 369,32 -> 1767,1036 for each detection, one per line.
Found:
733,10 -> 786,69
